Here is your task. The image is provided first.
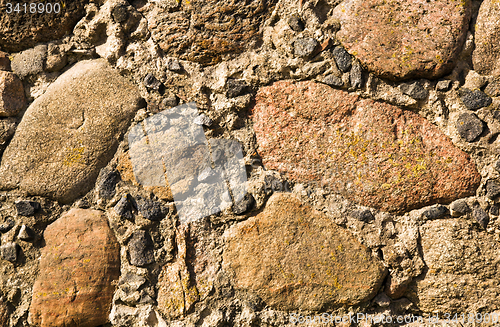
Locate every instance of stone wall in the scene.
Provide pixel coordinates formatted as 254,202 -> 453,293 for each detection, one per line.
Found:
0,0 -> 500,326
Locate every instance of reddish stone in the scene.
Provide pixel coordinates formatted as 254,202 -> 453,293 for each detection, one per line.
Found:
252,81 -> 480,213
28,209 -> 120,327
473,0 -> 500,76
0,71 -> 26,117
334,0 -> 471,80
223,193 -> 387,310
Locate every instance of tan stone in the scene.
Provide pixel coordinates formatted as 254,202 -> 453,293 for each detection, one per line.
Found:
223,193 -> 387,310
0,71 -> 26,117
29,209 -> 121,327
473,0 -> 500,76
0,59 -> 142,203
0,299 -> 8,327
252,80 -> 481,213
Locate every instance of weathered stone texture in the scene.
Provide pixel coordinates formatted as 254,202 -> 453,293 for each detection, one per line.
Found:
473,0 -> 500,76
407,219 -> 500,313
28,209 -> 120,327
334,0 -> 472,80
0,300 -> 7,327
252,81 -> 480,213
0,71 -> 26,117
0,0 -> 88,52
140,0 -> 278,65
223,193 -> 387,310
0,59 -> 142,203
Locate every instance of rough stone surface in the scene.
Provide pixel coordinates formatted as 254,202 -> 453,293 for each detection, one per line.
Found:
137,198 -> 166,221
252,81 -> 481,213
128,230 -> 155,267
332,46 -> 352,73
349,60 -> 363,89
0,59 -> 142,203
223,193 -> 387,310
436,80 -> 452,92
0,242 -> 19,262
408,219 -> 500,313
485,78 -> 500,97
322,74 -> 343,87
0,219 -> 14,233
294,38 -> 318,58
0,71 -> 26,117
0,300 -> 7,326
450,199 -> 470,217
473,0 -> 500,76
334,0 -> 471,80
15,200 -> 41,216
486,180 -> 500,199
97,168 -> 118,200
455,112 -> 483,142
422,205 -> 448,220
0,0 -> 88,52
399,82 -> 428,100
349,209 -> 375,222
459,88 -> 492,110
473,206 -> 490,229
232,193 -> 255,215
114,194 -> 134,220
28,209 -> 120,327
0,52 -> 11,71
0,118 -> 17,155
141,0 -> 278,65
11,45 -> 47,79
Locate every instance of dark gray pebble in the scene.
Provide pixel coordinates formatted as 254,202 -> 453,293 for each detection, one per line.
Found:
15,200 -> 40,216
288,15 -> 304,32
128,230 -> 155,267
486,180 -> 500,199
294,38 -> 318,59
459,88 -> 492,110
349,209 -> 375,222
144,73 -> 162,90
233,193 -> 255,215
489,204 -> 499,216
332,46 -> 352,73
400,82 -> 428,100
137,198 -> 166,221
226,79 -> 248,98
455,112 -> 483,142
0,219 -> 15,233
98,169 -> 118,200
422,205 -> 448,220
322,74 -> 343,87
495,159 -> 500,174
0,242 -> 19,262
114,194 -> 134,221
450,199 -> 471,217
112,5 -> 128,23
473,206 -> 490,228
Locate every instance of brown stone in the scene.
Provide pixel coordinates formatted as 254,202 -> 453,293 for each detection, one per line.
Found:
0,52 -> 11,71
140,0 -> 278,65
0,0 -> 88,53
0,299 -> 7,327
473,0 -> 500,76
0,71 -> 26,117
28,209 -> 120,327
0,59 -> 142,203
407,219 -> 500,313
252,81 -> 480,213
223,193 -> 387,310
334,0 -> 471,80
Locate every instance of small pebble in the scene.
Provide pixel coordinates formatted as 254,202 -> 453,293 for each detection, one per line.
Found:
349,209 -> 375,222
0,219 -> 15,233
233,193 -> 255,215
137,198 -> 166,221
399,82 -> 428,100
486,180 -> 500,199
15,200 -> 41,216
114,194 -> 134,221
288,15 -> 304,32
495,159 -> 500,174
98,169 -> 118,200
473,206 -> 489,228
489,204 -> 499,216
160,96 -> 179,109
436,80 -> 452,92
294,38 -> 318,59
112,5 -> 128,23
322,74 -> 343,87
193,114 -> 213,127
0,51 -> 11,71
332,46 -> 352,73
167,59 -> 182,72
422,205 -> 448,219
459,88 -> 492,110
226,79 -> 248,98
373,293 -> 391,308
18,224 -> 34,241
128,230 -> 155,267
143,73 -> 162,90
455,112 -> 483,142
484,79 -> 500,97
0,242 -> 19,262
350,60 -> 363,89
450,199 -> 471,217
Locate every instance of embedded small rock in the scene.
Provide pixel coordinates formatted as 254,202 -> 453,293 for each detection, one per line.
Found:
485,78 -> 500,97
15,200 -> 41,216
422,205 -> 448,220
193,114 -> 213,127
460,88 -> 492,110
137,198 -> 166,221
436,80 -> 452,92
226,79 -> 248,98
349,60 -> 363,89
11,45 -> 47,79
350,209 -> 375,222
486,180 -> 500,199
294,38 -> 318,59
399,82 -> 428,100
490,205 -> 499,216
114,194 -> 134,220
0,71 -> 26,117
288,15 -> 304,32
0,242 -> 18,262
232,193 -> 255,215
322,74 -> 343,87
0,219 -> 14,233
450,199 -> 471,217
97,169 -> 118,200
0,52 -> 11,71
473,0 -> 500,76
128,230 -> 155,267
144,73 -> 162,90
455,112 -> 483,142
167,59 -> 182,72
473,206 -> 490,228
332,46 -> 352,73
18,224 -> 34,241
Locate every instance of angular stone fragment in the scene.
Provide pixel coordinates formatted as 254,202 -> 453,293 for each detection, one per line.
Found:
223,193 -> 387,310
11,45 -> 47,79
473,206 -> 490,229
15,200 -> 41,216
460,88 -> 492,110
473,0 -> 500,76
408,219 -> 500,312
0,0 -> 88,52
252,81 -> 481,213
334,0 -> 471,80
28,209 -> 120,327
0,59 -> 142,203
128,230 -> 155,267
141,0 -> 278,65
0,242 -> 19,262
0,71 -> 26,117
455,112 -> 483,142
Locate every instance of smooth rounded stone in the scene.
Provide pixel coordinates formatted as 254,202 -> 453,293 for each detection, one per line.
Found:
288,15 -> 305,32
0,242 -> 19,262
0,71 -> 26,117
473,206 -> 490,229
332,46 -> 352,73
294,38 -> 319,58
17,224 -> 34,241
0,51 -> 11,71
15,200 -> 41,216
408,219 -> 500,312
486,180 -> 500,199
28,209 -> 120,327
232,193 -> 255,215
349,60 -> 363,89
223,193 -> 387,310
128,230 -> 155,267
0,0 -> 88,52
141,0 -> 278,65
322,74 -> 343,87
334,0 -> 471,80
349,209 -> 375,222
97,168 -> 118,200
473,0 -> 500,76
226,79 -> 248,98
11,45 -> 47,79
455,112 -> 483,142
422,205 -> 448,220
459,88 -> 492,110
252,81 -> 481,213
0,218 -> 14,233
449,199 -> 471,217
399,82 -> 428,100
137,197 -> 166,221
436,80 -> 452,92
0,59 -> 143,203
